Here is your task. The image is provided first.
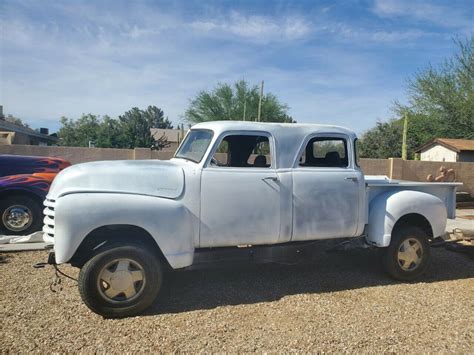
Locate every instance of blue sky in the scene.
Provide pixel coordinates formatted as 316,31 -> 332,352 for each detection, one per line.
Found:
1,0 -> 472,134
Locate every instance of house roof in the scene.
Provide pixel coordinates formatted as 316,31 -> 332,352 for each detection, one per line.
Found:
415,138 -> 474,153
0,119 -> 58,142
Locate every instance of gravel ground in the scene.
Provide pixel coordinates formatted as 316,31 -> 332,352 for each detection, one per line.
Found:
1,246 -> 473,352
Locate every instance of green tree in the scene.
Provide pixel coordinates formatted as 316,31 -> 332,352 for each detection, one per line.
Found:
57,106 -> 172,148
118,106 -> 173,148
185,80 -> 295,123
360,36 -> 474,158
359,119 -> 403,158
395,37 -> 473,140
58,114 -> 101,147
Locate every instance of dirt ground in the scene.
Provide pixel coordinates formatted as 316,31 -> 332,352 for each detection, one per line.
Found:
1,246 -> 473,352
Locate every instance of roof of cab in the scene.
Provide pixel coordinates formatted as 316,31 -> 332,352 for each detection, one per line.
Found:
192,121 -> 356,138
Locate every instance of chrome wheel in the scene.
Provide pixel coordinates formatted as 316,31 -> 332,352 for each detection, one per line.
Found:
397,238 -> 423,271
97,259 -> 146,303
2,205 -> 33,232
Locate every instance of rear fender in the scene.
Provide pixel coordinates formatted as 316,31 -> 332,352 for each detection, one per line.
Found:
367,190 -> 447,247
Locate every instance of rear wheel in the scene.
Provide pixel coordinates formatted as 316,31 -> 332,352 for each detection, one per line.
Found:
78,244 -> 162,318
383,225 -> 431,281
0,195 -> 43,235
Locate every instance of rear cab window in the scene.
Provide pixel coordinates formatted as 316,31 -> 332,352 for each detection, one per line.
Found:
298,137 -> 348,168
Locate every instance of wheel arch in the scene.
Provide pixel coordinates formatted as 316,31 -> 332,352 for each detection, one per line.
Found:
391,213 -> 433,240
0,188 -> 45,206
69,224 -> 172,270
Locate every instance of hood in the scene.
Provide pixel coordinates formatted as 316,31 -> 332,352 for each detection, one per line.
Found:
48,160 -> 184,200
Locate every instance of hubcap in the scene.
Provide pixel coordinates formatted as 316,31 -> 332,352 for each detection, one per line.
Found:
2,205 -> 32,232
397,238 -> 423,271
98,259 -> 145,303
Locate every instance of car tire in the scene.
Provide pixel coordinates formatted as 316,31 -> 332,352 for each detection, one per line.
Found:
0,195 -> 43,235
78,244 -> 162,318
383,225 -> 431,281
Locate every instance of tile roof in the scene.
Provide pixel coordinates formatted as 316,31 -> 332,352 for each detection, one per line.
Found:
416,138 -> 474,153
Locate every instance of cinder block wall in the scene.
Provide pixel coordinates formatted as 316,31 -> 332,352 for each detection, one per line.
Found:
1,144 -> 473,196
358,159 -> 389,176
0,144 -> 175,164
402,160 -> 474,196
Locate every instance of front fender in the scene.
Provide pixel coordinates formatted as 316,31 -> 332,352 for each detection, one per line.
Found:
53,193 -> 194,268
367,190 -> 447,247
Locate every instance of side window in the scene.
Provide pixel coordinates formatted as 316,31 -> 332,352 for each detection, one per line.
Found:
210,134 -> 271,168
354,138 -> 360,167
299,137 -> 348,168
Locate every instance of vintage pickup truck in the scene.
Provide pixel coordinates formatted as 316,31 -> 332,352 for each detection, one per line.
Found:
42,122 -> 460,317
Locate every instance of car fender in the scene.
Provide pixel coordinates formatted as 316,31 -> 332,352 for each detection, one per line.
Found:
52,193 -> 195,268
366,190 -> 447,247
0,174 -> 51,200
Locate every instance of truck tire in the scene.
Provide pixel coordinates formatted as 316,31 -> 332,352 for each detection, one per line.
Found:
78,244 -> 162,318
383,225 -> 431,281
0,195 -> 43,235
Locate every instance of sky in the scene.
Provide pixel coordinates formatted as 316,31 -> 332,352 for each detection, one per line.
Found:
1,0 -> 472,134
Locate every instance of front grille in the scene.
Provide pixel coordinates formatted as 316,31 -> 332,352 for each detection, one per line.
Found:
43,198 -> 56,239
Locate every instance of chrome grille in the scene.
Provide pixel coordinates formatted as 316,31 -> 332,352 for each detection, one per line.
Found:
43,198 -> 56,239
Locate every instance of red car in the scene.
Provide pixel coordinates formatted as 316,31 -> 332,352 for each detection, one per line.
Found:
0,155 -> 71,235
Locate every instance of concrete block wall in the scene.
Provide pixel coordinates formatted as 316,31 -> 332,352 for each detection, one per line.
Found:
0,144 -> 166,164
402,160 -> 474,196
358,158 -> 390,176
1,144 -> 473,196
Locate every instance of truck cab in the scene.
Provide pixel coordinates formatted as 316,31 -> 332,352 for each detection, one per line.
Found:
174,122 -> 365,247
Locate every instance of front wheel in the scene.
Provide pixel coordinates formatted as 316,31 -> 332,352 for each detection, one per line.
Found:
383,226 -> 431,281
78,244 -> 162,318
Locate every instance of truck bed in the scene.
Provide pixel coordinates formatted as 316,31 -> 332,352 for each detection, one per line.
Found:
365,175 -> 461,219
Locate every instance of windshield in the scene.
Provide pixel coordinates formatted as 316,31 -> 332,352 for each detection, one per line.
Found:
175,129 -> 214,163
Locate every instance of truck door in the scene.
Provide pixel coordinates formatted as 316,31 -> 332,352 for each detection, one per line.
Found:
291,135 -> 363,241
199,132 -> 281,247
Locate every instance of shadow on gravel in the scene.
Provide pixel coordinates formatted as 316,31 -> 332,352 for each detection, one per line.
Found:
145,246 -> 474,316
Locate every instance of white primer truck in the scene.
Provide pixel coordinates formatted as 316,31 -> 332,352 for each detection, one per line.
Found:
42,122 -> 460,317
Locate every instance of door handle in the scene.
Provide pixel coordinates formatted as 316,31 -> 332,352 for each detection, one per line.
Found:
345,176 -> 358,182
262,176 -> 279,182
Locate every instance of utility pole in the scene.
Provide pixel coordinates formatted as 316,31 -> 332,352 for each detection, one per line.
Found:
257,80 -> 264,122
402,112 -> 408,160
242,96 -> 247,121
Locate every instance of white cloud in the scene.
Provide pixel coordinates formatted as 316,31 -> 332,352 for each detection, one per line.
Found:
190,12 -> 312,43
373,0 -> 472,30
1,1 -> 461,134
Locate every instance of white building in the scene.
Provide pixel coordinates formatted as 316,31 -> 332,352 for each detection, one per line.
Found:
416,138 -> 474,162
